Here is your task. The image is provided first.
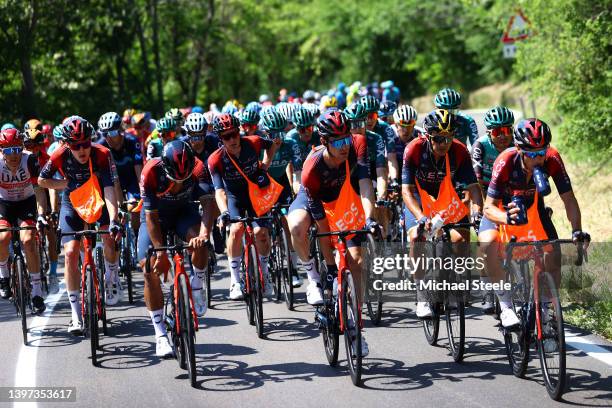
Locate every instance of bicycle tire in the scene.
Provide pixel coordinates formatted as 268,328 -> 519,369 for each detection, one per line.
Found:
364,234 -> 382,325
38,238 -> 50,294
95,247 -> 108,335
445,296 -> 466,362
422,303 -> 440,345
280,226 -> 294,310
86,265 -> 99,366
342,271 -> 362,386
178,273 -> 197,387
15,257 -> 28,345
168,286 -> 186,369
270,225 -> 282,301
503,261 -> 530,378
537,271 -> 566,401
250,245 -> 264,338
205,252 -> 213,308
121,231 -> 134,304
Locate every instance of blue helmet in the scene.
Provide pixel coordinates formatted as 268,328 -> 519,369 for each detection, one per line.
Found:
1,123 -> 16,131
191,105 -> 204,114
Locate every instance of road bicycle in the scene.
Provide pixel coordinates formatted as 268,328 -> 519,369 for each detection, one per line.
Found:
268,203 -> 295,310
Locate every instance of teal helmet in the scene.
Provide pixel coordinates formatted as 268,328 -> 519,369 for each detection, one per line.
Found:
434,88 -> 461,109
292,106 -> 316,127
484,106 -> 515,129
1,123 -> 16,131
359,95 -> 379,114
156,117 -> 177,133
260,109 -> 287,132
164,108 -> 184,126
240,108 -> 260,125
344,103 -> 367,121
53,124 -> 65,141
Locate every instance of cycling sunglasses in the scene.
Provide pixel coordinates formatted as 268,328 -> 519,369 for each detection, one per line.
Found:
2,147 -> 23,155
398,120 -> 416,128
188,133 -> 206,142
102,129 -> 122,138
490,126 -> 512,138
350,120 -> 366,129
297,125 -> 314,133
69,141 -> 92,151
430,134 -> 453,144
522,148 -> 547,159
367,112 -> 378,121
219,130 -> 240,141
329,135 -> 352,149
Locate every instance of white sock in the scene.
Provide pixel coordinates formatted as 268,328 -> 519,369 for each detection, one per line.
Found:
149,309 -> 166,338
300,258 -> 319,283
259,255 -> 270,276
68,290 -> 82,322
0,259 -> 9,278
30,272 -> 42,297
229,256 -> 241,284
496,288 -> 512,310
104,259 -> 119,283
191,266 -> 205,290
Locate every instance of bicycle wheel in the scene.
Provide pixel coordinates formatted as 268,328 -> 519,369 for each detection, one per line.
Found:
205,250 -> 214,308
445,293 -> 466,362
14,257 -> 28,345
503,262 -> 529,378
95,247 -> 108,335
249,245 -> 264,338
280,227 -> 294,310
422,302 -> 440,345
270,225 -> 282,301
364,234 -> 382,325
86,265 -> 99,366
342,271 -> 362,386
537,271 -> 566,400
121,231 -> 134,304
178,273 -> 197,387
39,239 -> 49,294
167,286 -> 185,368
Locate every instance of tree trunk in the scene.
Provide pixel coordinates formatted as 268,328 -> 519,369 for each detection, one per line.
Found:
16,1 -> 38,119
189,0 -> 215,104
131,0 -> 153,105
116,53 -> 126,107
150,0 -> 164,116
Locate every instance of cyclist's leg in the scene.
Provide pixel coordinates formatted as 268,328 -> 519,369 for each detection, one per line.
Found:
0,200 -> 14,299
99,208 -> 121,302
60,199 -> 85,327
125,189 -> 141,239
226,194 -> 245,295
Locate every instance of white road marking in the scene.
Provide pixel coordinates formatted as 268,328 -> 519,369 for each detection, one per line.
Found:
13,281 -> 67,408
565,329 -> 612,367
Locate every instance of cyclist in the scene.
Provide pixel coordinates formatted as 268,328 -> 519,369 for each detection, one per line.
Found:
239,108 -> 265,137
125,112 -> 152,158
165,108 -> 186,135
388,105 -> 422,184
260,109 -> 303,287
0,128 -> 48,314
97,112 -> 143,261
122,108 -> 137,130
471,106 -> 515,313
275,103 -> 295,132
286,105 -> 320,194
287,111 -> 376,355
360,95 -> 396,161
480,118 -> 588,327
319,95 -> 337,115
402,109 -> 483,318
38,116 -> 122,335
433,88 -> 478,148
138,140 -> 210,356
207,114 -> 280,300
378,101 -> 397,125
146,118 -> 178,161
23,121 -> 61,294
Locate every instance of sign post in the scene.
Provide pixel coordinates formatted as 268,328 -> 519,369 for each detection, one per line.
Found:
501,9 -> 533,59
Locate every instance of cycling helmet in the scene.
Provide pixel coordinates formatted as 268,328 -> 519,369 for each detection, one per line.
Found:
23,127 -> 45,145
513,118 -> 552,149
122,108 -> 136,126
185,112 -> 208,134
261,109 -> 287,132
24,119 -> 42,132
245,101 -> 262,113
191,106 -> 204,114
303,90 -> 316,102
359,95 -> 379,113
239,108 -> 260,125
378,101 -> 397,117
434,88 -> 462,109
484,106 -> 515,129
292,106 -> 316,127
98,112 -> 122,132
131,112 -> 148,128
343,103 -> 367,121
164,108 -> 184,126
213,113 -> 240,134
61,116 -> 95,144
53,125 -> 65,141
0,128 -> 23,148
161,140 -> 195,182
317,111 -> 350,139
259,94 -> 270,103
320,95 -> 337,109
42,124 -> 52,135
221,104 -> 238,115
156,117 -> 177,134
1,123 -> 16,131
302,103 -> 320,118
423,109 -> 456,135
203,111 -> 218,124
275,103 -> 293,122
393,105 -> 418,124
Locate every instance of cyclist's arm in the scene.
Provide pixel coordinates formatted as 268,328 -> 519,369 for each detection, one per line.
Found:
466,182 -> 484,215
103,185 -> 119,223
358,178 -> 376,219
214,188 -> 228,214
113,179 -> 124,206
37,177 -> 68,190
34,186 -> 49,216
145,211 -> 165,248
560,190 -> 582,232
388,153 -> 400,181
483,195 -> 506,224
402,184 -> 425,221
376,167 -> 387,200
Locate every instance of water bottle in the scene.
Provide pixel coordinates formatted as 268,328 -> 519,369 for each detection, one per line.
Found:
511,196 -> 528,225
533,166 -> 551,196
427,214 -> 444,239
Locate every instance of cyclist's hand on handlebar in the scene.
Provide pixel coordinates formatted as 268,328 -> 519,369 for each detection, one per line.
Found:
217,211 -> 230,228
109,220 -> 123,241
471,212 -> 483,234
572,230 -> 591,250
188,236 -> 208,249
153,251 -> 171,278
418,216 -> 432,233
36,215 -> 47,232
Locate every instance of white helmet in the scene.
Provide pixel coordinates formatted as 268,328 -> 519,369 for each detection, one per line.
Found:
393,105 -> 418,124
185,112 -> 207,134
97,112 -> 122,132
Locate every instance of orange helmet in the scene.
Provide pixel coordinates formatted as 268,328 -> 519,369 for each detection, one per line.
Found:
24,119 -> 42,132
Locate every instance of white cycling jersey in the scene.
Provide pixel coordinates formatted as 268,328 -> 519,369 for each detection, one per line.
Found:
0,152 -> 39,202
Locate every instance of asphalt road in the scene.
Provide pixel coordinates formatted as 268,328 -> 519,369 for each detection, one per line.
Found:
1,254 -> 610,408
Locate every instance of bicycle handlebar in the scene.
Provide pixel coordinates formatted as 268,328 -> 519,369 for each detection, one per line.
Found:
0,225 -> 37,233
59,229 -> 110,237
314,228 -> 374,239
506,237 -> 587,266
228,216 -> 274,224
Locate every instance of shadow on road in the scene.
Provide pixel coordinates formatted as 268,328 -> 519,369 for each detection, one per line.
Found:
263,317 -> 319,342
